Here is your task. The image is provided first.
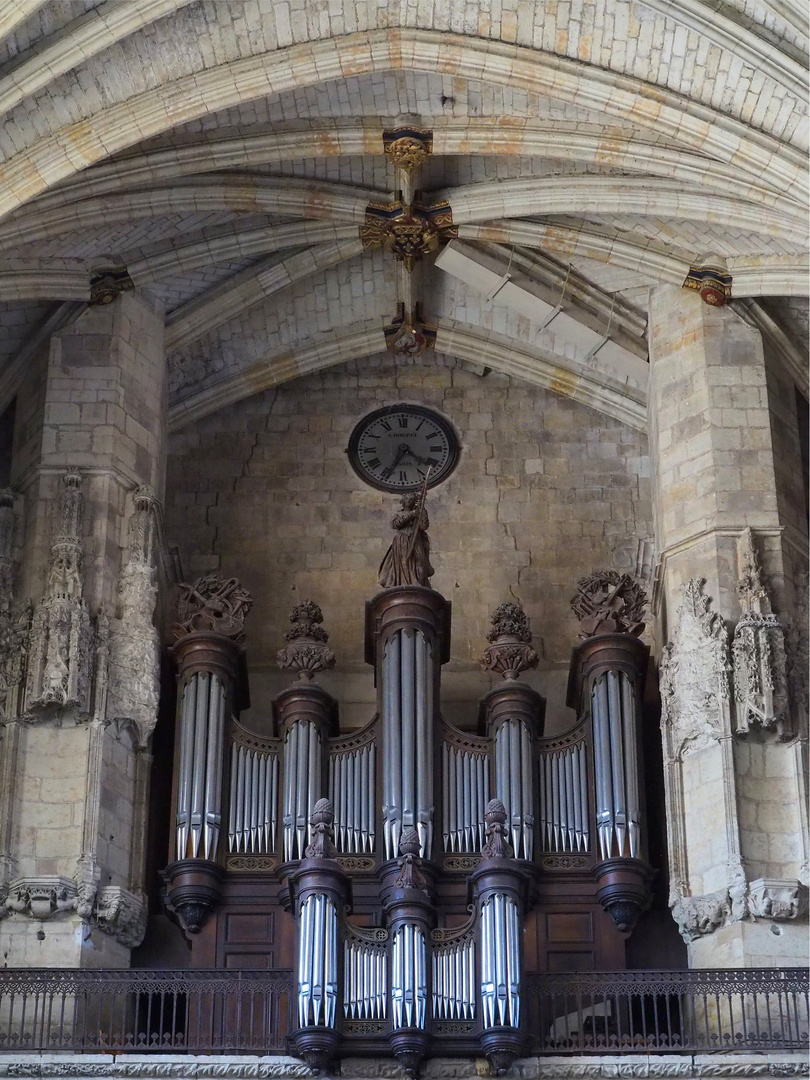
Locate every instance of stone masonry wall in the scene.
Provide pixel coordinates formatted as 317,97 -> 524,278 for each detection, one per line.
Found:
165,351 -> 652,732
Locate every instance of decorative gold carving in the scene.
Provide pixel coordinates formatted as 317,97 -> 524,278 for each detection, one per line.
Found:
683,257 -> 732,306
383,127 -> 433,172
171,574 -> 253,643
384,303 -> 436,361
443,855 -> 480,871
571,570 -> 646,637
360,199 -> 457,271
226,856 -> 278,872
542,855 -> 589,869
480,600 -> 539,679
344,1020 -> 387,1034
337,856 -> 376,872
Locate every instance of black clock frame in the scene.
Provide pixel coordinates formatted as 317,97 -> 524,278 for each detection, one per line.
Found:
346,403 -> 460,493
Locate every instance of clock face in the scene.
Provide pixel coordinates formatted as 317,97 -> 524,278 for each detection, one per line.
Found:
347,405 -> 459,492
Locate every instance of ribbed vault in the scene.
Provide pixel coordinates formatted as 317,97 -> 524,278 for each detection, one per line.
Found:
0,1 -> 806,428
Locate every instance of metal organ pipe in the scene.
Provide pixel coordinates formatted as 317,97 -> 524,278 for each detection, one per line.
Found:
431,928 -> 476,1020
479,893 -> 520,1029
391,923 -> 427,1030
283,719 -> 323,862
440,732 -> 489,854
537,734 -> 590,853
382,628 -> 434,860
174,670 -> 227,861
227,739 -> 279,855
492,717 -> 534,860
328,737 -> 376,854
297,893 -> 339,1028
590,671 -> 641,859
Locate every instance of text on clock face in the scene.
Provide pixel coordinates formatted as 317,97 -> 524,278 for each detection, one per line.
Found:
358,413 -> 451,487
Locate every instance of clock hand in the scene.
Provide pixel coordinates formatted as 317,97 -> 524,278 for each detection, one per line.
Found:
381,443 -> 409,479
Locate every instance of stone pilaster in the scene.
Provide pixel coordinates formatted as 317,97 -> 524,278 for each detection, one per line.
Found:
0,292 -> 166,967
648,285 -> 807,968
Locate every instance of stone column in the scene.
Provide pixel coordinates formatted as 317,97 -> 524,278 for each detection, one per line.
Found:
0,291 -> 166,967
648,284 -> 807,968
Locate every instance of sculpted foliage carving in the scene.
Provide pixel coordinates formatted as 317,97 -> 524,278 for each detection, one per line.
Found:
660,579 -> 730,758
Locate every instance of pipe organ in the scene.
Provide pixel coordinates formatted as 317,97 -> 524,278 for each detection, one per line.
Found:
162,569 -> 656,1076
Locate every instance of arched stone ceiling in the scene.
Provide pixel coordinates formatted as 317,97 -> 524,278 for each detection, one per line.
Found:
0,0 -> 806,426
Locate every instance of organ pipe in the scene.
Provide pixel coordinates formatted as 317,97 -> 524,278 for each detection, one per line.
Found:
440,725 -> 490,853
328,730 -> 376,854
537,731 -> 590,853
481,682 -> 545,862
567,626 -> 653,932
382,628 -> 434,860
274,682 -> 336,864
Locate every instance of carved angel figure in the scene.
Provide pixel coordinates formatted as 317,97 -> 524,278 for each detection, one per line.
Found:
378,493 -> 434,589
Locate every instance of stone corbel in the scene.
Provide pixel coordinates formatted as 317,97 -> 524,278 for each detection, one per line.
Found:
747,878 -> 809,921
671,887 -> 732,942
91,885 -> 148,948
4,875 -> 77,920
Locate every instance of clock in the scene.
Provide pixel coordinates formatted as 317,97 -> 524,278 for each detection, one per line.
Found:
347,404 -> 459,492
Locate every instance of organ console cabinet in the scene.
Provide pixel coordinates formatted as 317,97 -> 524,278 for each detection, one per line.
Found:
161,569 -> 656,1075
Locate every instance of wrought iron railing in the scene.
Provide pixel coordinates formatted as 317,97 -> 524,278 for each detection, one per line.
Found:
527,969 -> 809,1053
0,966 -> 804,1056
0,969 -> 293,1053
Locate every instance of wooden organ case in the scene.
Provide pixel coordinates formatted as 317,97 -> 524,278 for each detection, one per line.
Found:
161,571 -> 657,1075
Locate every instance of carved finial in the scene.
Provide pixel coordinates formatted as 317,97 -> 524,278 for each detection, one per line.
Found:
480,600 -> 539,679
276,599 -> 336,680
304,798 -> 337,860
732,530 -> 789,737
395,828 -> 428,892
481,799 -> 513,859
736,528 -> 771,616
378,489 -> 434,589
171,574 -> 253,644
45,471 -> 85,599
571,570 -> 646,637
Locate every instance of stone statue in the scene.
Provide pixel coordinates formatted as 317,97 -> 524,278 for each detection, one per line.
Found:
378,491 -> 434,588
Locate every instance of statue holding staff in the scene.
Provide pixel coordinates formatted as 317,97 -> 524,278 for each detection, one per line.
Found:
378,473 -> 434,589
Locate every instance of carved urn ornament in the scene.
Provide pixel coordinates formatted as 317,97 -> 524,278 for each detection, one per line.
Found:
480,601 -> 539,679
277,599 -> 336,680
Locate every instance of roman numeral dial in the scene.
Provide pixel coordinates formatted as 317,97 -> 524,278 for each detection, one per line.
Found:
347,405 -> 460,492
